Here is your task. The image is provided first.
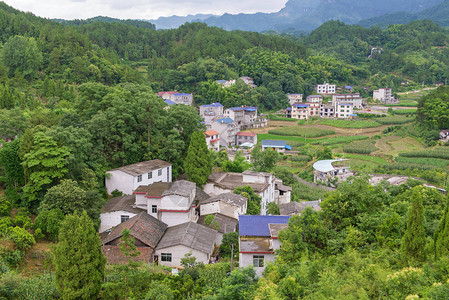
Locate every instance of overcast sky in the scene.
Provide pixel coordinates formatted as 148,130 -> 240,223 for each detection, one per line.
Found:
3,0 -> 288,20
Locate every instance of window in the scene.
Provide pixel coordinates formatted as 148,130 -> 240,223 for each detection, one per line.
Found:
161,253 -> 172,262
158,169 -> 162,176
253,255 -> 264,268
121,215 -> 129,223
137,175 -> 142,182
152,205 -> 157,213
148,172 -> 152,179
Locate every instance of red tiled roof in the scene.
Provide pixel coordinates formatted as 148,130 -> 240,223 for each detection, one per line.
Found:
205,130 -> 219,136
102,245 -> 153,265
237,132 -> 256,137
157,91 -> 177,96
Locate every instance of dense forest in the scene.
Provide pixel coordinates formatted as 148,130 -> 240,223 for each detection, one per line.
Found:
1,1 -> 449,299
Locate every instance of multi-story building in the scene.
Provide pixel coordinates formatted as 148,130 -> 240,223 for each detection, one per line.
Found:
199,102 -> 224,125
205,130 -> 220,151
335,103 -> 353,119
235,132 -> 257,146
332,93 -> 363,109
157,91 -> 193,105
224,107 -> 245,126
287,93 -> 303,105
306,95 -> 323,103
286,103 -> 309,119
373,88 -> 398,104
320,104 -> 335,118
315,82 -> 336,95
210,117 -> 239,147
307,102 -> 321,117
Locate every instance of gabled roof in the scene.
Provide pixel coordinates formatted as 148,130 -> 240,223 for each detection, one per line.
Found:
292,103 -> 309,108
173,93 -> 191,96
134,182 -> 173,198
239,215 -> 290,237
102,245 -> 154,265
268,223 -> 288,239
102,212 -> 167,248
227,107 -> 245,112
237,132 -> 256,137
216,118 -> 234,124
199,192 -> 247,207
108,159 -> 171,176
198,213 -> 238,234
156,222 -> 216,254
157,91 -> 177,96
261,140 -> 286,148
101,195 -> 141,214
244,107 -> 257,112
205,130 -> 219,136
216,80 -> 227,84
162,180 -> 196,198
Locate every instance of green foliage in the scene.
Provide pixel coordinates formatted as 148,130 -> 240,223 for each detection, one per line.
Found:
316,146 -> 333,160
268,127 -> 335,138
204,215 -> 220,230
395,156 -> 449,168
343,140 -> 378,154
216,266 -> 258,300
399,147 -> 449,159
222,150 -> 251,173
219,232 -> 239,258
309,135 -> 369,146
53,211 -> 106,300
2,35 -> 43,79
144,281 -> 174,300
375,115 -> 414,125
251,145 -> 279,172
267,202 -> 280,215
8,226 -> 35,250
184,131 -> 212,187
34,209 -> 64,241
318,119 -> 381,128
401,187 -> 427,264
234,186 -> 261,215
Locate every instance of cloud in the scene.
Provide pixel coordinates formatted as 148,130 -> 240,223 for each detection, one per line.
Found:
3,0 -> 287,20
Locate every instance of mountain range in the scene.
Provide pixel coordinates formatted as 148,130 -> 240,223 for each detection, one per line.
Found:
149,0 -> 444,32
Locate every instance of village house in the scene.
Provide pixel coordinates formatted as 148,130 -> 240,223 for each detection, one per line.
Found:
335,103 -> 354,119
235,132 -> 257,147
332,93 -> 363,109
306,95 -> 323,103
216,79 -> 236,88
239,76 -> 256,88
239,215 -> 290,276
209,117 -> 239,147
315,82 -> 336,95
197,213 -> 239,245
199,193 -> 248,219
287,93 -> 303,105
153,221 -> 217,268
440,130 -> 449,142
204,170 -> 291,215
101,212 -> 167,264
320,104 -> 335,118
99,195 -> 141,233
261,140 -> 290,153
373,88 -> 398,104
279,200 -> 321,216
307,102 -> 321,117
205,130 -> 220,151
313,159 -> 353,184
157,91 -> 193,105
286,103 -> 308,119
200,102 -> 224,125
224,107 -> 245,126
105,159 -> 172,195
274,179 -> 292,206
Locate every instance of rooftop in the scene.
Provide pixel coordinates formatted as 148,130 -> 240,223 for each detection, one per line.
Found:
200,192 -> 247,207
239,237 -> 272,253
173,93 -> 191,96
102,212 -> 167,248
261,140 -> 286,148
227,107 -> 245,112
156,222 -> 216,254
198,213 -> 238,234
164,99 -> 176,106
268,223 -> 288,239
239,215 -> 290,237
207,172 -> 271,194
216,118 -> 234,124
313,159 -> 349,173
308,95 -> 323,98
102,245 -> 154,265
102,195 -> 141,214
157,91 -> 177,96
237,132 -> 256,137
279,200 -> 321,215
201,102 -> 223,108
134,182 -> 173,198
205,130 -> 219,136
108,159 -> 171,176
162,180 -> 196,198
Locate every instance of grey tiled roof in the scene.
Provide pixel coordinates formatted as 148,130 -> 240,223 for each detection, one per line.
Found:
199,193 -> 247,207
101,195 -> 142,214
156,222 -> 216,254
108,159 -> 171,176
162,180 -> 196,197
198,213 -> 238,234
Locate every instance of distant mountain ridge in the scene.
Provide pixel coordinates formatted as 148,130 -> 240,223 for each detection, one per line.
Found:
148,0 -> 444,32
358,0 -> 449,28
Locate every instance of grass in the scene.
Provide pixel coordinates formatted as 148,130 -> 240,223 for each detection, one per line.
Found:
336,153 -> 389,164
399,148 -> 449,160
268,127 -> 335,138
395,157 -> 449,168
257,133 -> 308,143
309,135 -> 369,146
383,101 -> 418,107
318,119 -> 381,128
267,114 -> 297,122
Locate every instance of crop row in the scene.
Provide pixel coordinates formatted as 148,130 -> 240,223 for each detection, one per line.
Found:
268,127 -> 335,138
375,115 -> 414,125
310,135 -> 369,146
343,140 -> 378,154
395,157 -> 449,168
399,148 -> 449,159
318,119 -> 381,128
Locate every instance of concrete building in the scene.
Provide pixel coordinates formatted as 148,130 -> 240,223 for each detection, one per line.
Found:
99,195 -> 141,233
286,103 -> 309,119
315,82 -> 336,95
209,117 -> 239,147
313,159 -> 353,185
336,103 -> 354,119
332,93 -> 363,109
105,159 -> 172,195
261,140 -> 289,153
205,130 -> 220,152
307,102 -> 321,117
200,102 -> 224,124
157,91 -> 193,105
287,93 -> 303,105
306,95 -> 323,103
235,132 -> 257,147
199,193 -> 248,219
224,107 -> 245,126
373,88 -> 398,104
320,104 -> 335,118
239,215 -> 290,277
154,222 -> 217,268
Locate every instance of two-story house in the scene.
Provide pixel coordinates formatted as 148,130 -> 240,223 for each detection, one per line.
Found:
287,94 -> 303,105
373,88 -> 398,104
157,91 -> 193,105
200,102 -> 224,125
315,82 -> 336,95
105,159 -> 172,195
335,103 -> 354,119
235,132 -> 257,146
332,93 -> 363,109
306,95 -> 323,103
205,130 -> 220,151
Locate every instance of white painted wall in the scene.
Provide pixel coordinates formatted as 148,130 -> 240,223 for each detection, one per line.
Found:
154,245 -> 211,268
239,252 -> 275,277
161,211 -> 192,227
99,210 -> 137,233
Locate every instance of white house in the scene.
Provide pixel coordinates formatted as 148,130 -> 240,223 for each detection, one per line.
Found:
200,102 -> 224,125
261,140 -> 289,153
99,195 -> 141,233
224,107 -> 245,126
199,193 -> 248,219
154,222 -> 217,268
286,103 -> 309,120
373,88 -> 398,104
315,82 -> 336,94
313,159 -> 353,184
209,117 -> 239,148
332,94 -> 363,109
157,91 -> 193,105
204,170 -> 290,215
235,132 -> 257,147
239,215 -> 290,277
205,130 -> 220,152
287,93 -> 303,105
335,103 -> 353,119
320,104 -> 335,118
306,95 -> 323,103
105,159 -> 172,195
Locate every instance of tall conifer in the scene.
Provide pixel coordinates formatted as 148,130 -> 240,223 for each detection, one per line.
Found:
184,131 -> 212,187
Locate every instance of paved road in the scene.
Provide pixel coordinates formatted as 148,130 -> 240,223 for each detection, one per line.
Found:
293,174 -> 336,192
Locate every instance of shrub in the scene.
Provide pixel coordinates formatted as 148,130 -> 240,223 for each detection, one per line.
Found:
8,227 -> 35,250
0,249 -> 25,267
0,217 -> 13,237
291,155 -> 312,162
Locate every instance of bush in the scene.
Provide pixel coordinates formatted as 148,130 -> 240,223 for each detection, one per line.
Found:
111,189 -> 123,197
0,249 -> 25,267
0,217 -> 13,237
8,227 -> 35,250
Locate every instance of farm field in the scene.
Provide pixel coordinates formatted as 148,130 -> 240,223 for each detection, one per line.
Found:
318,119 -> 381,128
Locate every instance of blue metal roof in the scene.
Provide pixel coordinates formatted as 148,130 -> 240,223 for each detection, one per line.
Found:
293,103 -> 309,108
286,107 -> 292,111
239,215 -> 290,237
174,93 -> 191,96
308,95 -> 322,98
285,145 -> 292,150
217,118 -> 234,124
216,80 -> 227,84
228,107 -> 244,111
261,140 -> 286,148
345,85 -> 353,89
349,114 -> 357,116
164,99 -> 176,106
201,102 -> 223,108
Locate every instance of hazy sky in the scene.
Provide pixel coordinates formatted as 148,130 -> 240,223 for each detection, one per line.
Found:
3,0 -> 288,20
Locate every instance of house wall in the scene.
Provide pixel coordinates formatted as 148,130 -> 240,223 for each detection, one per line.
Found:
154,245 -> 211,268
99,210 -> 138,233
161,211 -> 194,227
200,201 -> 241,219
239,252 -> 275,277
145,197 -> 162,218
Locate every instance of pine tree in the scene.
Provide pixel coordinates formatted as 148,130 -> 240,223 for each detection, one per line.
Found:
401,186 -> 426,264
184,131 -> 212,187
435,197 -> 449,259
53,211 -> 106,300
